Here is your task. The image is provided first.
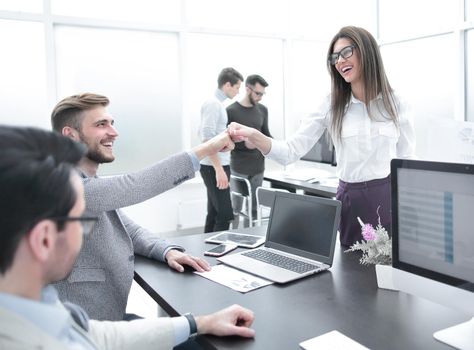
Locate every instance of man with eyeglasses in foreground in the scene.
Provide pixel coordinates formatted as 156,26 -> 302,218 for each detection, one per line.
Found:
0,125 -> 255,350
226,74 -> 272,225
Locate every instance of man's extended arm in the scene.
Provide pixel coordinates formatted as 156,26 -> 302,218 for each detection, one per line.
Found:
82,152 -> 195,214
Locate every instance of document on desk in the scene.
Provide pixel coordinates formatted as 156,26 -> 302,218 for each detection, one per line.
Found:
195,264 -> 273,293
299,330 -> 369,350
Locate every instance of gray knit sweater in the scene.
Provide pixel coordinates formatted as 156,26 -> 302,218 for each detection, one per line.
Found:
54,152 -> 195,320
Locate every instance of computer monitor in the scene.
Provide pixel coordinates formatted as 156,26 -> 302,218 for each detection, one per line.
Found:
391,158 -> 474,349
300,129 -> 336,166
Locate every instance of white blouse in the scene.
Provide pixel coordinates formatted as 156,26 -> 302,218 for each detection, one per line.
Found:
267,94 -> 416,183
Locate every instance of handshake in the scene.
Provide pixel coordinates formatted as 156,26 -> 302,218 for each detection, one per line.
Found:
194,122 -> 269,160
207,122 -> 257,154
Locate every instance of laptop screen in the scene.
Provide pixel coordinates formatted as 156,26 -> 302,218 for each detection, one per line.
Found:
266,192 -> 341,263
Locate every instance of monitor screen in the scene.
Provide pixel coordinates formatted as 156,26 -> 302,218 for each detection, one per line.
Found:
392,159 -> 474,290
391,159 -> 474,348
300,129 -> 336,166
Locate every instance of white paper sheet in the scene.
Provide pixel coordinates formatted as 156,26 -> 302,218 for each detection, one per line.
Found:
194,264 -> 273,293
299,330 -> 369,350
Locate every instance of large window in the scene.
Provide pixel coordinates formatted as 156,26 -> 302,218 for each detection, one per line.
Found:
0,19 -> 48,128
1,0 -> 474,232
184,33 -> 285,146
467,0 -> 474,20
0,0 -> 473,168
55,26 -> 181,175
382,34 -> 455,158
287,40 -> 330,134
289,0 -> 376,40
51,0 -> 180,25
467,30 -> 474,121
0,0 -> 42,12
379,0 -> 457,41
185,0 -> 287,34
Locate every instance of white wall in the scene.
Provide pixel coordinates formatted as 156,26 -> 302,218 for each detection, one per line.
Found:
121,177 -> 207,233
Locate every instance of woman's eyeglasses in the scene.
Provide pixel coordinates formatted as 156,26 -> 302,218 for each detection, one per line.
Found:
328,45 -> 355,65
49,216 -> 98,236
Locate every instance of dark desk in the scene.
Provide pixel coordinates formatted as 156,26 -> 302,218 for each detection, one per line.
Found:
134,226 -> 468,350
264,171 -> 337,198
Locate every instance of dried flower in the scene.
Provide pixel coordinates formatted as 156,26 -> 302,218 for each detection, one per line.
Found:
361,223 -> 376,241
345,207 -> 391,265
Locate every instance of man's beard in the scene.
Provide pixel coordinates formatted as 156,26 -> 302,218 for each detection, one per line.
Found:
86,147 -> 114,164
249,95 -> 257,106
78,129 -> 115,164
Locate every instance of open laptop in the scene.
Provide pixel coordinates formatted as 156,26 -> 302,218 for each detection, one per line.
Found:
218,191 -> 341,283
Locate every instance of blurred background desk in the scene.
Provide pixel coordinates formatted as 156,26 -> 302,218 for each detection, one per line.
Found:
134,226 -> 468,350
263,170 -> 337,198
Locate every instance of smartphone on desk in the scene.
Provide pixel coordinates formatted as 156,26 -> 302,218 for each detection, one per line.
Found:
204,243 -> 238,257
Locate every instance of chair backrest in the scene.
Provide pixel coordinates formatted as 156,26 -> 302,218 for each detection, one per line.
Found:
230,174 -> 251,197
255,187 -> 289,225
230,175 -> 253,227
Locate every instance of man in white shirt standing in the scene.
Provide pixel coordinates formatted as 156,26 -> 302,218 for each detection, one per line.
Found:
0,125 -> 255,350
199,67 -> 243,232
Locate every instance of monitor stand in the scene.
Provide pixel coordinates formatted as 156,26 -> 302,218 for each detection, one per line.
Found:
433,317 -> 474,350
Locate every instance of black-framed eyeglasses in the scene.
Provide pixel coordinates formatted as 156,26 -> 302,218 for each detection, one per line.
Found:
328,45 -> 355,65
49,216 -> 98,236
247,85 -> 265,97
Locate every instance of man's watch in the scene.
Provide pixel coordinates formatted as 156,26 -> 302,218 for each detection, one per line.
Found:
184,313 -> 197,336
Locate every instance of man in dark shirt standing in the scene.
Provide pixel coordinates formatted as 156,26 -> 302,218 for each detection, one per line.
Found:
226,75 -> 272,225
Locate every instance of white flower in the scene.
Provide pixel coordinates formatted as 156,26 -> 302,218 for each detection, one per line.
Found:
345,208 -> 391,265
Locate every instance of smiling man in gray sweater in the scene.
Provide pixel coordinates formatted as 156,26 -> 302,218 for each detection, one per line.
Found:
51,93 -> 234,321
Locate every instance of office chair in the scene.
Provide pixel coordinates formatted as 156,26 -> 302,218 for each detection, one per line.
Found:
229,174 -> 253,228
256,186 -> 289,226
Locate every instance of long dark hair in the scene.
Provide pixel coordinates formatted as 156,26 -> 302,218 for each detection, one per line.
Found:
327,26 -> 398,142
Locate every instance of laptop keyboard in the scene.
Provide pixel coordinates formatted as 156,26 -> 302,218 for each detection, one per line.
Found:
242,249 -> 319,274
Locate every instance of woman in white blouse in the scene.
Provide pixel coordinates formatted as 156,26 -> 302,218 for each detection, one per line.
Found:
228,26 -> 416,246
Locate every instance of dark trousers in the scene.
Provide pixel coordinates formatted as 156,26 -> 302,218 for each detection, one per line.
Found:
336,175 -> 391,246
200,165 -> 234,233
